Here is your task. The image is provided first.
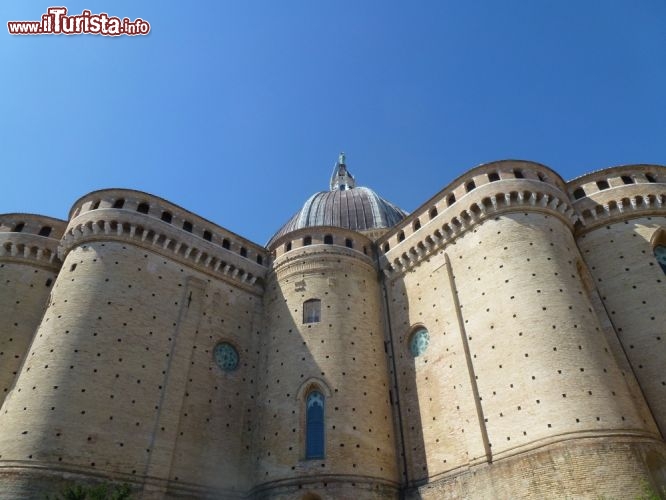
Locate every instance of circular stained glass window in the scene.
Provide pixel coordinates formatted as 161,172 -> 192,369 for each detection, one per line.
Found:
410,328 -> 429,357
214,342 -> 239,372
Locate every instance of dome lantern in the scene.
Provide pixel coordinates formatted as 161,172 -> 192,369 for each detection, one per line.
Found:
330,152 -> 356,191
269,153 -> 407,245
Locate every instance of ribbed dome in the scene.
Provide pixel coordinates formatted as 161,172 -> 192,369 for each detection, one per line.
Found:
269,154 -> 407,245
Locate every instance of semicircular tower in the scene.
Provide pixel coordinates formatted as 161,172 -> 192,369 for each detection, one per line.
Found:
254,155 -> 403,499
377,160 -> 664,499
0,191 -> 268,498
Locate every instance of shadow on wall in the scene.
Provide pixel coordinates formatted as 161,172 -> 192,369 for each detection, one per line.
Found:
646,450 -> 666,496
384,276 -> 428,497
252,274 -> 371,497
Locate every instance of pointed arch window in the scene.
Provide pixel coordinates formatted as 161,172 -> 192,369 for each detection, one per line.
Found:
306,391 -> 325,459
655,245 -> 666,274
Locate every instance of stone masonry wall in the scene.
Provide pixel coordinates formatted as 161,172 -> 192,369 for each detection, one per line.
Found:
577,215 -> 666,436
254,230 -> 399,498
0,240 -> 257,499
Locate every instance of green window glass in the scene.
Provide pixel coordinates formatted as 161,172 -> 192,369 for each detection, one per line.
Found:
410,328 -> 429,357
655,245 -> 666,274
214,342 -> 239,372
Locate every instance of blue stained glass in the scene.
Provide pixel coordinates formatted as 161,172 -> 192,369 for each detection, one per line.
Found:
214,342 -> 239,372
306,391 -> 324,459
410,328 -> 429,357
655,246 -> 666,274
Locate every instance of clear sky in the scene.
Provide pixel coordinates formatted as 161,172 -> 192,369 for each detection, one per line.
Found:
1,1 -> 664,244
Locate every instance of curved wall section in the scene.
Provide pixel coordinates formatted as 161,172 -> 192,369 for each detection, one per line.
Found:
379,162 -> 664,498
450,212 -> 654,452
0,237 -> 257,498
254,229 -> 399,498
570,165 -> 666,436
0,214 -> 66,410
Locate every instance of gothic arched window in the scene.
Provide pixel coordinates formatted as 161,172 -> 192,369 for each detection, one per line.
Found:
306,391 -> 325,459
655,245 -> 666,274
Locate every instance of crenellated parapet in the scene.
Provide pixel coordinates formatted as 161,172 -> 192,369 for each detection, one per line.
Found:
0,214 -> 67,271
62,189 -> 269,293
566,165 -> 666,233
376,160 -> 577,278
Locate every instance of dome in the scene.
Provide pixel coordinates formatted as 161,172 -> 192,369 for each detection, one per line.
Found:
269,153 -> 407,245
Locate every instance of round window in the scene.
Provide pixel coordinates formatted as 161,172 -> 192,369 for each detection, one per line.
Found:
214,342 -> 239,372
410,328 -> 430,357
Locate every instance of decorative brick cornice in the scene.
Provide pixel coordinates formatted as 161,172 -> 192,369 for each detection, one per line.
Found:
565,165 -> 666,233
59,209 -> 267,294
379,180 -> 577,279
573,186 -> 665,233
68,188 -> 269,266
0,232 -> 62,271
250,474 -> 400,498
270,244 -> 377,283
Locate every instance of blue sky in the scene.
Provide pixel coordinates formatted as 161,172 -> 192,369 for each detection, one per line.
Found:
1,1 -> 664,244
